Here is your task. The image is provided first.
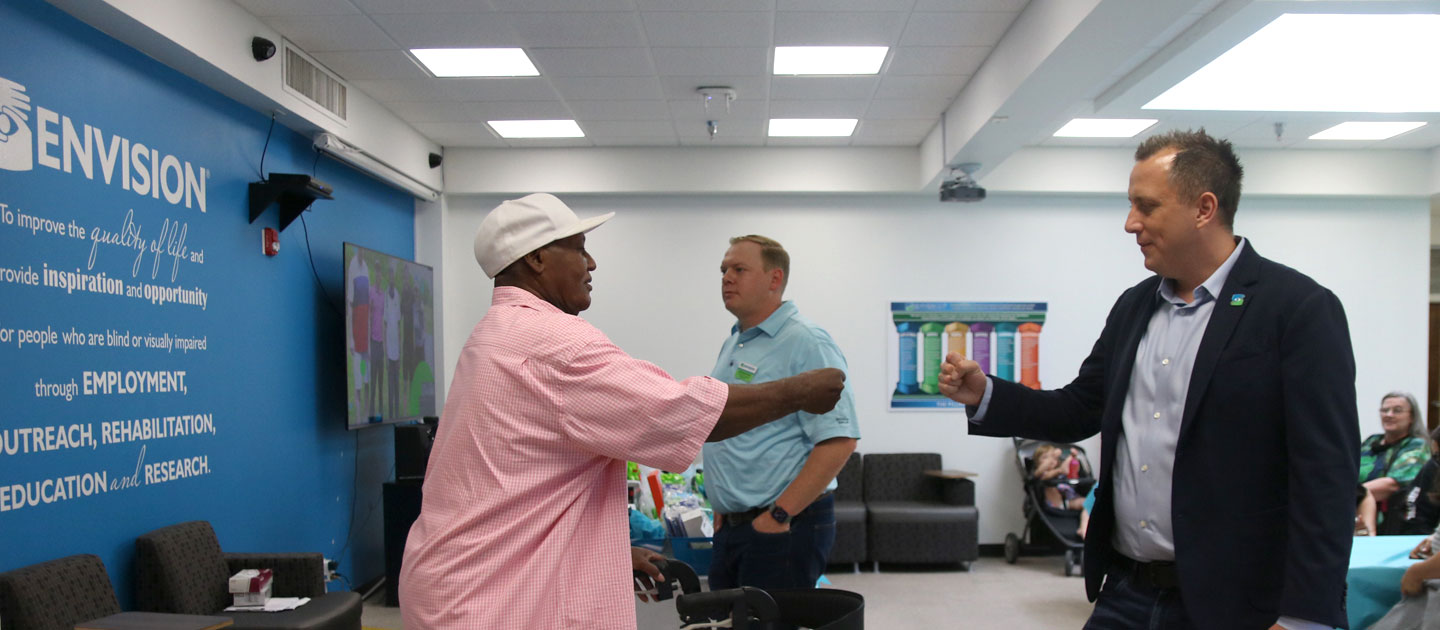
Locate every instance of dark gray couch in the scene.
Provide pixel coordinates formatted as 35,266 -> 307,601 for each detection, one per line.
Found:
134,520 -> 361,630
863,453 -> 979,568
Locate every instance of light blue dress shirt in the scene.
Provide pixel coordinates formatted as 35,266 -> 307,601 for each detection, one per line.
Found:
703,301 -> 860,514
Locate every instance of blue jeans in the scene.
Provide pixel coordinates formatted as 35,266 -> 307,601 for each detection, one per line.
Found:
1083,567 -> 1197,630
709,494 -> 836,591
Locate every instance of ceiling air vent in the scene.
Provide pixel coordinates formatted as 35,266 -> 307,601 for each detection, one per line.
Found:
283,44 -> 347,123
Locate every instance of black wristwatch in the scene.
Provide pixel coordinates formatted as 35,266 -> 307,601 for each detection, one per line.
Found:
768,504 -> 791,525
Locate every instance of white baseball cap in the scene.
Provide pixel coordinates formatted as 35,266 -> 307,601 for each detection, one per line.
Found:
473,193 -> 614,278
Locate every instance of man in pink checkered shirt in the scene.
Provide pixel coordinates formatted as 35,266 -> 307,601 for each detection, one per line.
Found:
399,194 -> 846,630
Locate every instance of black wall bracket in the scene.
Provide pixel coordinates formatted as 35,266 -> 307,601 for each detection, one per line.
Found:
249,173 -> 334,232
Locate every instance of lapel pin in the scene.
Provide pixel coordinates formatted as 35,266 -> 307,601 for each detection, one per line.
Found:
1230,293 -> 1245,307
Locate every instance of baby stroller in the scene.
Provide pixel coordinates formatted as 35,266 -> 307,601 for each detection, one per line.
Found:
1002,438 -> 1096,576
639,559 -> 864,629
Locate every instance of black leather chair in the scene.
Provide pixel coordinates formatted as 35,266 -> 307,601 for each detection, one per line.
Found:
863,453 -> 979,569
0,554 -> 122,630
827,452 -> 866,570
134,521 -> 361,630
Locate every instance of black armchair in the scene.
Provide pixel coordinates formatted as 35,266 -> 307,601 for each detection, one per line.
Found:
862,453 -> 979,568
134,521 -> 361,630
0,554 -> 122,630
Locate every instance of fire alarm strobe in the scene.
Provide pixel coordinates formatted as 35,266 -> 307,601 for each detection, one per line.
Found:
263,227 -> 280,256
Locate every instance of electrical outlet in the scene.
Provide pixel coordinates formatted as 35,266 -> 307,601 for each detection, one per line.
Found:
322,557 -> 339,582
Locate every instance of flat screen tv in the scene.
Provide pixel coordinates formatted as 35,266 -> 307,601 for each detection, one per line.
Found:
344,243 -> 437,429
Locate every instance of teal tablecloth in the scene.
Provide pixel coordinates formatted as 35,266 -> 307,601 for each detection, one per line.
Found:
1349,535 -> 1426,629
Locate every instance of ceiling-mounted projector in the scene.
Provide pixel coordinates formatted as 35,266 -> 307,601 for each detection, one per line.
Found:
940,162 -> 986,203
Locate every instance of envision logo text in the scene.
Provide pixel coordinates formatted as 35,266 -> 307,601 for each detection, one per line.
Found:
0,75 -> 207,212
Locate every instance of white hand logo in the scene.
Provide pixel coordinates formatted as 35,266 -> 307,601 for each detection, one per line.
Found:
0,77 -> 34,172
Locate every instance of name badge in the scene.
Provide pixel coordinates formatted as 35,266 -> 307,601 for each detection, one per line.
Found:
735,361 -> 759,383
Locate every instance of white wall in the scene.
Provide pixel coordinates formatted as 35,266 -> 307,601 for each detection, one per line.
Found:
436,191 -> 1428,544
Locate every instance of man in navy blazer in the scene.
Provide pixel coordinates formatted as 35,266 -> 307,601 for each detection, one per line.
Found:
941,129 -> 1357,629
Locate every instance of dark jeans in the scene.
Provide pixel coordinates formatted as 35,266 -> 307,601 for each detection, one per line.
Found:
1083,566 -> 1197,630
709,494 -> 836,591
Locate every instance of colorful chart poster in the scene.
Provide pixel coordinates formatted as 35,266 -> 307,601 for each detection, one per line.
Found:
889,302 -> 1047,410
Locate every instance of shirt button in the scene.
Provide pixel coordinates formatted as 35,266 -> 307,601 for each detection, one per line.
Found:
1139,520 -> 1147,528
738,343 -> 744,348
1162,358 -> 1170,366
1141,464 -> 1149,472
1153,412 -> 1161,419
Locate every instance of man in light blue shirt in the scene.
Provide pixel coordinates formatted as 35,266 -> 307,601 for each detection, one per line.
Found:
704,235 -> 860,591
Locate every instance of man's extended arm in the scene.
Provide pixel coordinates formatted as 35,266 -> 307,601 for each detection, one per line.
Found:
710,368 -> 845,441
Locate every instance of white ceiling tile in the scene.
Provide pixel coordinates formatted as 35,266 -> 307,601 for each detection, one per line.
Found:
636,0 -> 774,10
351,78 -> 558,101
386,101 -> 483,122
652,48 -> 767,76
770,76 -> 878,100
667,99 -> 768,120
489,0 -> 636,10
370,13 -> 522,48
593,136 -> 681,146
311,50 -> 428,80
413,122 -> 508,147
568,100 -> 673,120
641,12 -> 773,47
855,118 -> 935,138
582,120 -> 677,137
659,76 -> 771,101
680,135 -> 766,146
677,118 -> 765,138
551,76 -> 664,100
468,101 -> 576,119
267,15 -> 398,51
773,12 -> 908,46
504,12 -> 647,47
780,0 -> 915,10
866,98 -> 949,118
887,46 -> 988,75
350,0 -> 492,13
913,0 -> 1029,11
528,48 -> 656,78
874,75 -> 966,100
235,0 -> 360,17
900,12 -> 1019,47
851,135 -> 921,146
768,99 -> 868,117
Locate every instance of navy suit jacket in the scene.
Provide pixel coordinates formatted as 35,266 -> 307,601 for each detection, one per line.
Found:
971,241 -> 1358,629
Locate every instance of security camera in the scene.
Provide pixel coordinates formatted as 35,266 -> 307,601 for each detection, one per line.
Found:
940,178 -> 987,202
428,153 -> 443,169
252,37 -> 277,62
939,162 -> 986,203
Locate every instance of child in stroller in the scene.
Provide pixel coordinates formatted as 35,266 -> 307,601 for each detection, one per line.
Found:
1032,443 -> 1088,511
1003,438 -> 1096,576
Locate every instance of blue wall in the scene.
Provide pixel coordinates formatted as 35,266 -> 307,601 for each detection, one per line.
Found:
0,0 -> 412,602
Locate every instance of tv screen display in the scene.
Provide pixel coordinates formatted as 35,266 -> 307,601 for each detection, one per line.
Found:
344,243 -> 437,429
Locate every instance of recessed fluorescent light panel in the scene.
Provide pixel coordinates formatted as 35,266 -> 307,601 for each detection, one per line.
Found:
1145,14 -> 1440,112
1308,121 -> 1426,140
768,119 -> 858,137
1053,118 -> 1159,138
411,48 -> 539,77
774,46 -> 888,75
488,120 -> 584,138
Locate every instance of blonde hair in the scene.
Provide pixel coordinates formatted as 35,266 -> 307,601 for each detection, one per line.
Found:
729,235 -> 790,291
1032,444 -> 1060,475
